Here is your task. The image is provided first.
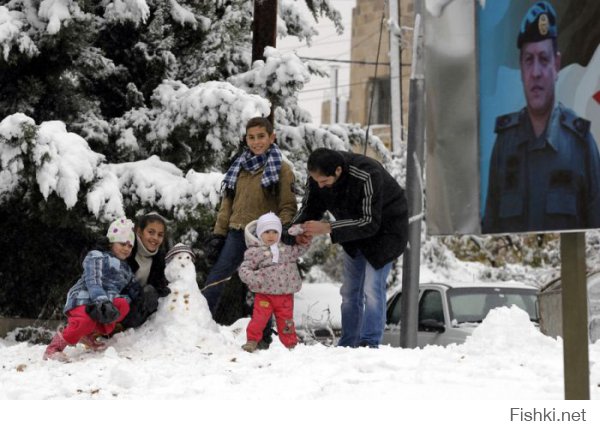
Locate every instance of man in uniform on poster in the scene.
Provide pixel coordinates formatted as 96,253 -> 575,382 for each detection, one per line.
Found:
482,1 -> 600,234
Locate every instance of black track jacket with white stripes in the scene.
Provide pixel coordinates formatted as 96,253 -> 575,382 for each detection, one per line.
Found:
291,151 -> 408,269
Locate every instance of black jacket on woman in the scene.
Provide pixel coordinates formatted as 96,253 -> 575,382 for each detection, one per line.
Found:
126,242 -> 169,297
291,151 -> 408,269
120,241 -> 169,329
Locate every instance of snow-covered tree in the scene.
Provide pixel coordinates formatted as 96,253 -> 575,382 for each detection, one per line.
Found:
0,0 -> 393,318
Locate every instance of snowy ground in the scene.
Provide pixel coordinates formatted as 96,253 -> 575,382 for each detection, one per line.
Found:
2,263 -> 600,427
2,304 -> 599,401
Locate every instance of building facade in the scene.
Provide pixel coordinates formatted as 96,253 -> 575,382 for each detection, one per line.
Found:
322,0 -> 415,150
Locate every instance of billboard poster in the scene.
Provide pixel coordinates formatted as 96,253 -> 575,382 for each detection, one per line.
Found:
479,0 -> 600,234
425,0 -> 600,235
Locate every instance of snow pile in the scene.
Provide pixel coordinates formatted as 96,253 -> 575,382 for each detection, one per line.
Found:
112,248 -> 232,356
2,283 -> 598,400
464,306 -> 559,360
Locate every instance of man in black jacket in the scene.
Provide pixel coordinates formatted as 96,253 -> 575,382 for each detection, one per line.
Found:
291,148 -> 408,347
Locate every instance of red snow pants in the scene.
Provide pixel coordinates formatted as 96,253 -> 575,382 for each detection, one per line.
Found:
62,298 -> 130,345
246,293 -> 297,348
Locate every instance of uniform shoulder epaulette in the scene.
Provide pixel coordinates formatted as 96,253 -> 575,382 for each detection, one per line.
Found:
494,112 -> 520,133
560,108 -> 590,140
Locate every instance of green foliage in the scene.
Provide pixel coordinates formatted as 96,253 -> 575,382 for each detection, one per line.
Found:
440,234 -> 560,268
167,204 -> 217,287
0,193 -> 98,319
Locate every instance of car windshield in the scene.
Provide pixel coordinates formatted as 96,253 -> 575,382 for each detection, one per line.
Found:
447,287 -> 538,324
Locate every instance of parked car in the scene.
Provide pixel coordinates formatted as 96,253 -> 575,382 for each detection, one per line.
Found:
382,282 -> 539,348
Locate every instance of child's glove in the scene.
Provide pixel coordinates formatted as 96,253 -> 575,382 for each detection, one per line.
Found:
86,300 -> 121,324
204,234 -> 226,265
287,224 -> 304,236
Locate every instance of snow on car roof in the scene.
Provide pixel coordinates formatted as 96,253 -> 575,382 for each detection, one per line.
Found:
425,281 -> 538,290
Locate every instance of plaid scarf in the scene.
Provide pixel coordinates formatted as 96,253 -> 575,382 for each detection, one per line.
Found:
222,144 -> 283,191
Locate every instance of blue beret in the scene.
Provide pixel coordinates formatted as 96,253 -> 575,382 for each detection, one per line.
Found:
517,1 -> 557,49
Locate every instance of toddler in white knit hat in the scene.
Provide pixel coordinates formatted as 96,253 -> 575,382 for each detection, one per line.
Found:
238,212 -> 310,352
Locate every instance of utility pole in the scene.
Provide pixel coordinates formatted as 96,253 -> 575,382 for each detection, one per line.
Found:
398,0 -> 404,143
560,232 -> 590,399
330,65 -> 340,124
389,0 -> 403,152
252,0 -> 278,121
399,5 -> 425,349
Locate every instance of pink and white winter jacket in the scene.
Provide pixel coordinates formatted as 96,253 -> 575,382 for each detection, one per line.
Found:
238,220 -> 309,295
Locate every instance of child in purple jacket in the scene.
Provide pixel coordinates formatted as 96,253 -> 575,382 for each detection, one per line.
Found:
238,212 -> 309,352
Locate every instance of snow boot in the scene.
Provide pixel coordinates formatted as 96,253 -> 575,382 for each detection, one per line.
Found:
79,333 -> 108,351
43,330 -> 70,361
242,341 -> 258,353
256,339 -> 271,350
257,326 -> 274,350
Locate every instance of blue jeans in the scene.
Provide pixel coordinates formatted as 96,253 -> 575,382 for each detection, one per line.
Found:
337,251 -> 392,348
202,229 -> 247,315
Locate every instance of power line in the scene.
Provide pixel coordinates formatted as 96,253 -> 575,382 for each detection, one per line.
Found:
301,56 -> 390,66
279,37 -> 352,51
300,56 -> 410,66
279,28 -> 381,60
335,28 -> 383,60
300,72 -> 406,95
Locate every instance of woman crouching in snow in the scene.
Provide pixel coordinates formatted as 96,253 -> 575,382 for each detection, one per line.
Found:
43,218 -> 140,361
238,212 -> 309,352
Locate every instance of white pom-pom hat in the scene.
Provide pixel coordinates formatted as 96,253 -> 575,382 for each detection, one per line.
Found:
106,217 -> 135,245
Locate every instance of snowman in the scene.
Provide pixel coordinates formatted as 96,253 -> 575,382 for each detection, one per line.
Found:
111,242 -> 241,359
154,243 -> 216,330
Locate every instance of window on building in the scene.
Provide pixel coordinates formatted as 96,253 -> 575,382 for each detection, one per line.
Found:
367,77 -> 391,124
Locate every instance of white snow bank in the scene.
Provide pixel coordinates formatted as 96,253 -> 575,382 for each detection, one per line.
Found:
1,283 -> 598,401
